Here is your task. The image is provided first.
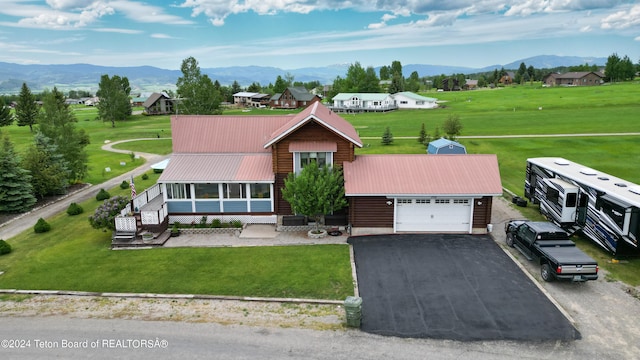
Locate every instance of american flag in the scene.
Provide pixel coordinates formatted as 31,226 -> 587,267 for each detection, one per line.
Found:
130,175 -> 136,199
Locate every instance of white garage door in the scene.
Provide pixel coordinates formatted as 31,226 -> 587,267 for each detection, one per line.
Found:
395,198 -> 472,232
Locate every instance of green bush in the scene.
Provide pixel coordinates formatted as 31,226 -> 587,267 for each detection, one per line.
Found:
0,239 -> 11,255
141,173 -> 149,180
211,219 -> 222,228
119,180 -> 129,189
96,188 -> 111,201
231,220 -> 243,228
34,218 -> 51,233
66,202 -> 84,216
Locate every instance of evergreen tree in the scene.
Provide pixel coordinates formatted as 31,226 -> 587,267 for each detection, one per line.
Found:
381,126 -> 394,145
0,132 -> 36,213
418,123 -> 427,144
176,56 -> 222,115
22,132 -> 70,198
38,87 -> 89,182
0,98 -> 13,127
97,74 -> 132,127
15,83 -> 39,132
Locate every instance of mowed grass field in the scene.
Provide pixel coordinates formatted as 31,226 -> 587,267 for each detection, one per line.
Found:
1,82 -> 639,297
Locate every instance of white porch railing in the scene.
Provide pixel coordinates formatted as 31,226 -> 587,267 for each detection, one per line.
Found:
133,183 -> 162,211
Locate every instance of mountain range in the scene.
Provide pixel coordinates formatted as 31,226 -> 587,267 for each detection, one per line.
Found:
0,55 -> 606,95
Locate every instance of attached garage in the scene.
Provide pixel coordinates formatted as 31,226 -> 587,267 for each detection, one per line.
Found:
395,198 -> 472,232
344,154 -> 503,234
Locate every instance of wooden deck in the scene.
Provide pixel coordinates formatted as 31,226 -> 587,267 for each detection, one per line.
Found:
329,106 -> 398,113
111,229 -> 171,249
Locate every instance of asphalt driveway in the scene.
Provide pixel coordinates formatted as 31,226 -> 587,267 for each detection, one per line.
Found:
349,234 -> 579,341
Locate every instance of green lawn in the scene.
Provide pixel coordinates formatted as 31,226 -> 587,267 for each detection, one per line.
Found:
0,173 -> 354,299
1,82 -> 640,296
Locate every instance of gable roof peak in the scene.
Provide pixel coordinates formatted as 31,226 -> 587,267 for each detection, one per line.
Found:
264,102 -> 362,148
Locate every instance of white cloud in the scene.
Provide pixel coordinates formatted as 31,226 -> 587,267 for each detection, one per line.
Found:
601,4 -> 640,29
151,33 -> 178,39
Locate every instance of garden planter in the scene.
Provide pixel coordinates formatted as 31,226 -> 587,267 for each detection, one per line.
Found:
308,229 -> 327,239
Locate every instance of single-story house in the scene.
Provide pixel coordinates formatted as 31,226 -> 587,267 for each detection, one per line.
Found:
270,87 -> 321,109
154,102 -> 502,234
542,72 -> 604,87
464,80 -> 478,90
392,92 -> 438,109
331,93 -> 396,112
143,92 -> 174,115
427,138 -> 467,154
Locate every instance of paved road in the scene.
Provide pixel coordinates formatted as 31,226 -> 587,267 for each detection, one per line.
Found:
0,139 -> 169,240
0,316 -> 620,360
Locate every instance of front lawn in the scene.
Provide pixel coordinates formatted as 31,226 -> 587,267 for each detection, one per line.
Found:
0,173 -> 354,300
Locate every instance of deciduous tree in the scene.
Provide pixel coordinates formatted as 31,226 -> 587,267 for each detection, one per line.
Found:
443,114 -> 463,140
96,74 -> 132,127
38,87 -> 89,182
176,56 -> 222,115
281,164 -> 347,234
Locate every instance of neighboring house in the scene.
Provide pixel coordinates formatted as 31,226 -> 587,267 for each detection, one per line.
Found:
149,102 -> 502,234
542,72 -> 604,87
250,93 -> 271,108
427,138 -> 467,154
233,92 -> 259,107
464,80 -> 478,90
84,97 -> 100,106
331,93 -> 396,112
440,78 -> 461,91
499,72 -> 516,85
143,92 -> 174,115
270,87 -> 321,109
65,98 -> 82,105
392,92 -> 438,109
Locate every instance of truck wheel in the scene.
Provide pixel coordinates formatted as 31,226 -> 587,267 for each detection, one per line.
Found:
541,264 -> 555,282
506,233 -> 515,247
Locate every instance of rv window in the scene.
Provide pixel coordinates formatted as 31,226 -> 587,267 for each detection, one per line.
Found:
597,196 -> 626,230
629,210 -> 639,240
565,193 -> 577,207
545,187 -> 560,206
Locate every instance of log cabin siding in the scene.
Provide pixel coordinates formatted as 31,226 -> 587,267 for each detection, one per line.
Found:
271,121 -> 355,174
472,196 -> 492,228
349,196 -> 394,228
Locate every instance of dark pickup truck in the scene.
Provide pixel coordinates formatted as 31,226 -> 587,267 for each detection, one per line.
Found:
505,220 -> 599,282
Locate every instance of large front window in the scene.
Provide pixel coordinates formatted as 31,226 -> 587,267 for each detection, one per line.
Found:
295,152 -> 332,174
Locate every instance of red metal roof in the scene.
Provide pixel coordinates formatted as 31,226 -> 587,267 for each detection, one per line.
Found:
171,115 -> 293,153
343,154 -> 503,196
265,102 -> 363,148
288,141 -> 337,152
158,154 -> 273,182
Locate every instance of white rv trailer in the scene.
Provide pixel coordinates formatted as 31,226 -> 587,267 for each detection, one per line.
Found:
525,157 -> 640,257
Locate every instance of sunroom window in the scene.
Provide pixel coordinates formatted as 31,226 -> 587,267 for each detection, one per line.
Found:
166,183 -> 190,199
223,183 -> 246,199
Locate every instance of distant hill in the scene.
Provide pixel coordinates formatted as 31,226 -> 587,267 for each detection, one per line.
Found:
0,55 -> 608,95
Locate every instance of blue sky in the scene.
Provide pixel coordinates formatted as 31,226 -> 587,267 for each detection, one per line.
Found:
0,1 -> 638,70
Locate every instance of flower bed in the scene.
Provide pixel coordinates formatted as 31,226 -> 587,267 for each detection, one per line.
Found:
179,228 -> 239,235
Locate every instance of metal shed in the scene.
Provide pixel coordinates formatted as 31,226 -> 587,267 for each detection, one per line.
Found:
427,138 -> 467,154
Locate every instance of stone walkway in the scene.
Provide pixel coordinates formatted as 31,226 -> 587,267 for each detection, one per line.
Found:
163,225 -> 349,248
